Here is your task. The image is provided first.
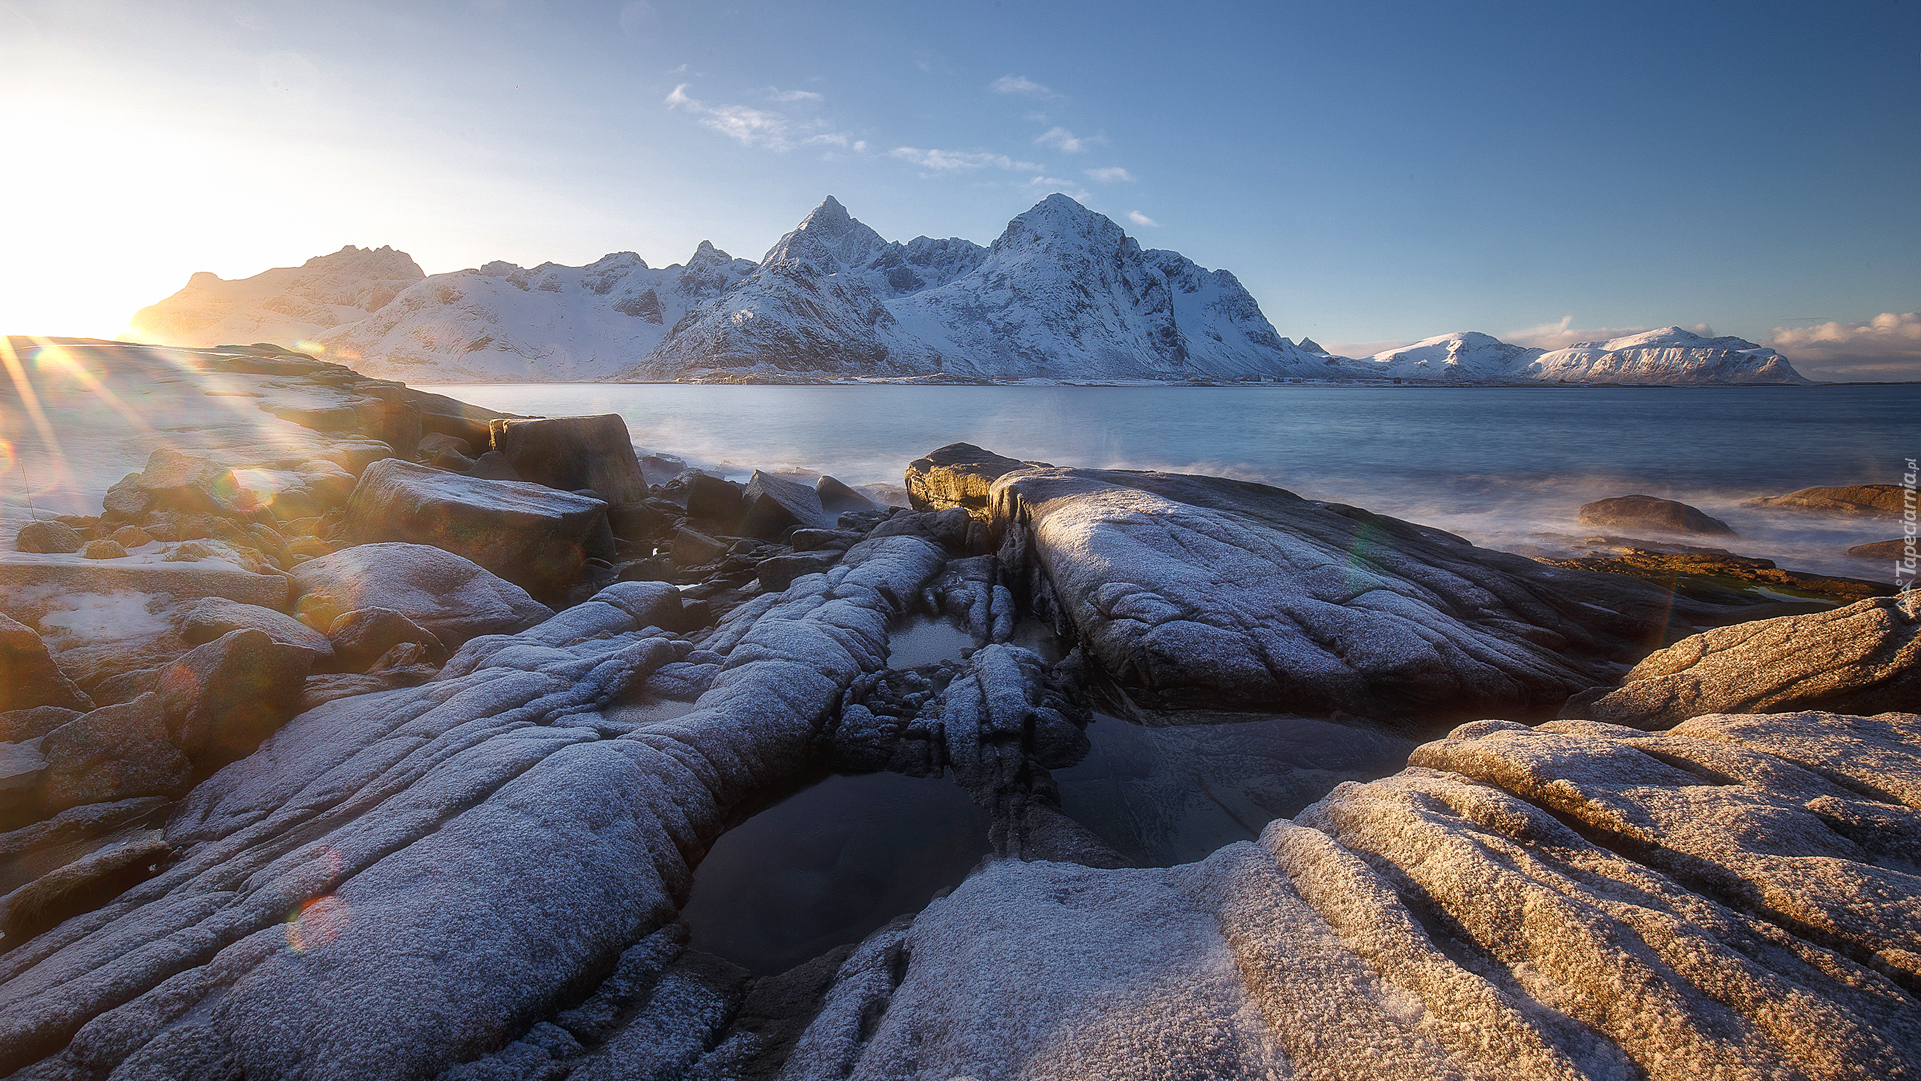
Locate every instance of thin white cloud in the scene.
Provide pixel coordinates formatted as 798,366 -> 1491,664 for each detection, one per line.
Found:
665,84 -> 849,152
1085,166 -> 1133,183
1127,210 -> 1160,227
991,74 -> 1056,97
768,87 -> 824,102
1024,176 -> 1092,201
1771,311 -> 1921,381
890,147 -> 1039,171
617,1 -> 653,33
1500,315 -> 1713,351
1034,126 -> 1097,153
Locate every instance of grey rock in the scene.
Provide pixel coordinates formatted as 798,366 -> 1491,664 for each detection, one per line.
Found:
0,707 -> 82,744
0,614 -> 91,713
756,550 -> 840,592
465,450 -> 523,481
289,542 -> 553,648
1565,594 -> 1921,727
1577,494 -> 1737,536
13,521 -> 83,554
324,608 -> 446,674
152,629 -> 315,771
35,695 -> 192,818
814,475 -> 877,517
417,432 -> 473,460
488,414 -> 648,505
683,473 -> 745,525
670,527 -> 729,567
737,471 -> 828,539
183,598 -> 336,664
344,458 -> 612,600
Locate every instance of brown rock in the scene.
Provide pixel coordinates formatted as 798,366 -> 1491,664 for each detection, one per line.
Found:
0,613 -> 91,713
1749,484 -> 1912,518
488,414 -> 648,505
905,443 -> 1048,520
110,525 -> 152,549
1849,538 -> 1915,560
79,539 -> 128,560
37,694 -> 193,815
151,629 -> 315,771
1577,494 -> 1736,536
1563,594 -> 1921,727
14,520 -> 83,554
325,607 -> 446,673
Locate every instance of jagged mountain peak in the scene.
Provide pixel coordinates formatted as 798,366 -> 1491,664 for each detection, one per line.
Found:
761,195 -> 889,272
994,194 -> 1131,254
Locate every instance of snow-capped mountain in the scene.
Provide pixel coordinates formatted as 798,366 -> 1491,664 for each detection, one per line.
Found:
128,245 -> 424,348
124,198 -> 1813,385
318,244 -> 759,382
1523,327 -> 1810,384
1354,327 -> 1809,385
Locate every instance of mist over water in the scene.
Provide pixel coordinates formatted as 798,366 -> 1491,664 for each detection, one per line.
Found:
430,382 -> 1919,581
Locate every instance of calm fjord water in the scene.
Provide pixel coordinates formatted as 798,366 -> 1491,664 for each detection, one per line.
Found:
429,382 -> 1918,579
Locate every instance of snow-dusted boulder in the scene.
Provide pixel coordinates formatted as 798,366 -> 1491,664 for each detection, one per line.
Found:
1565,594 -> 1921,727
486,414 -> 648,505
342,460 -> 611,600
288,542 -> 553,647
947,449 -> 1736,719
182,598 -> 335,664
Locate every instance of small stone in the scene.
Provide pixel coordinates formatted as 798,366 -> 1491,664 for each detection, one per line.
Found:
79,539 -> 128,559
15,520 -> 84,553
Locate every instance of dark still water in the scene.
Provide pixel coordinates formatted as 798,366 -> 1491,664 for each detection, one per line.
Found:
428,382 -> 1918,579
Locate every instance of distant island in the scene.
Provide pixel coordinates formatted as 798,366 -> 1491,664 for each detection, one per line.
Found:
128,195 -> 1811,387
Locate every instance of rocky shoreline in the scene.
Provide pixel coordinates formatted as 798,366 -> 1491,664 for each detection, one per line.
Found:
0,343 -> 1914,1079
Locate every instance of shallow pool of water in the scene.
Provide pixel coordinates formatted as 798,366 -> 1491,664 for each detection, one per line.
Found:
1055,712 -> 1417,866
885,614 -> 974,669
679,770 -> 992,974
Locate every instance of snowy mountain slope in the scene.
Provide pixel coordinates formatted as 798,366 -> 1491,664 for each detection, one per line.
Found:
128,245 -> 424,348
123,199 -> 1814,385
1523,327 -> 1812,384
1359,332 -> 1546,381
316,244 -> 759,382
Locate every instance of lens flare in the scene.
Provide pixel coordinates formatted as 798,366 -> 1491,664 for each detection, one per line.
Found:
284,894 -> 348,953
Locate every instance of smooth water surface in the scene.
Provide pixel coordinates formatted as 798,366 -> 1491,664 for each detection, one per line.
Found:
426,383 -> 1920,579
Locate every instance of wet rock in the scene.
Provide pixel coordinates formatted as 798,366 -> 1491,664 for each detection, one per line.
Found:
290,542 -> 553,648
152,629 -> 315,771
1564,594 -> 1921,727
78,539 -> 127,560
814,475 -> 878,517
757,550 -> 841,592
1850,538 -> 1914,560
343,458 -> 612,600
13,521 -> 83,555
0,614 -> 91,713
1750,483 -> 1910,518
1577,494 -> 1736,536
35,695 -> 193,818
182,598 -> 335,664
325,607 -> 447,673
639,454 -> 687,488
1539,546 -> 1895,606
738,471 -> 829,540
488,414 -> 648,505
905,442 -> 1046,519
947,456 -> 1747,720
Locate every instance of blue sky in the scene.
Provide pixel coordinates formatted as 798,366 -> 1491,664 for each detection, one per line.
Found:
4,0 -> 1917,376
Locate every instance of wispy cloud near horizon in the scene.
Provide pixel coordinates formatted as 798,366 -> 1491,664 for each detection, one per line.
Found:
665,84 -> 849,152
891,147 -> 1040,171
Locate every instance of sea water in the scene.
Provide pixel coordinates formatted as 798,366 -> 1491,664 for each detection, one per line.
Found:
425,382 -> 1919,580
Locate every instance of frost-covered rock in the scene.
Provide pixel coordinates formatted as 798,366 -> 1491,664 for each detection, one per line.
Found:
1565,594 -> 1921,727
342,460 -> 611,600
182,597 -> 336,664
288,542 -> 553,647
791,709 -> 1920,1080
943,448 -> 1745,719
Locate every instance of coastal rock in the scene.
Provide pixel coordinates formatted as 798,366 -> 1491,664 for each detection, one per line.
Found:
182,597 -> 336,663
940,449 -> 1742,719
0,532 -> 944,1079
1563,594 -> 1921,727
681,473 -> 745,526
1850,538 -> 1913,560
13,522 -> 83,555
0,615 -> 91,713
34,695 -> 193,818
0,707 -> 82,743
1578,494 -> 1736,535
488,415 -> 649,505
77,539 -> 127,560
324,607 -> 447,673
756,550 -> 841,592
793,709 -> 1918,1080
1750,484 -> 1911,517
815,475 -> 878,517
1539,546 -> 1893,606
151,629 -> 315,771
906,442 -> 1043,519
737,471 -> 829,539
465,450 -> 523,481
342,458 -> 612,600
289,542 -> 553,647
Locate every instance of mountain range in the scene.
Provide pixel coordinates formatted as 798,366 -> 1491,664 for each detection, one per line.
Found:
127,196 -> 1812,385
